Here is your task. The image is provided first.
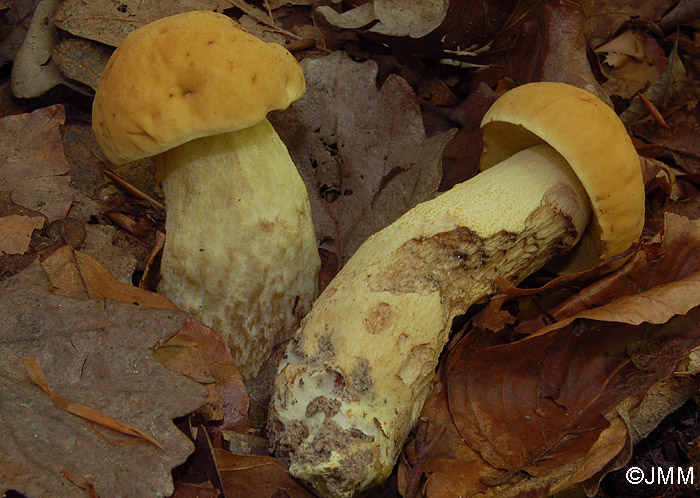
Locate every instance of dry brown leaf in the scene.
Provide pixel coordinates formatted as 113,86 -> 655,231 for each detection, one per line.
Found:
10,0 -> 64,98
213,450 -> 315,498
41,244 -> 174,307
586,0 -> 675,48
621,40 -> 689,126
518,213 -> 700,335
52,37 -> 113,90
0,214 -> 44,254
509,0 -> 608,103
598,32 -> 667,99
155,319 -> 251,432
317,0 -> 449,38
54,0 -> 234,47
270,51 -> 456,266
21,354 -> 163,448
409,214 -> 700,497
39,245 -> 250,431
439,81 -> 499,191
0,261 -> 206,498
0,105 -> 76,222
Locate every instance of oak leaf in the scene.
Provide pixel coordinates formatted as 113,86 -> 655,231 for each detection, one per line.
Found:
0,261 -> 206,497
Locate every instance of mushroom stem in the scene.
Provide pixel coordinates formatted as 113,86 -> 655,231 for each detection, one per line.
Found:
156,118 -> 319,379
269,144 -> 592,497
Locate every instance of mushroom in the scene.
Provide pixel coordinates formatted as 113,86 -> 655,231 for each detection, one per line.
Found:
269,82 -> 644,497
92,11 -> 320,379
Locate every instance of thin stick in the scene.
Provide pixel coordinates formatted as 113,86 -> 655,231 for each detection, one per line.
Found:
103,169 -> 165,211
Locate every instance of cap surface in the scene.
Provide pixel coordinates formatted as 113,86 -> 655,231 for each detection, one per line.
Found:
480,82 -> 644,273
92,11 -> 305,165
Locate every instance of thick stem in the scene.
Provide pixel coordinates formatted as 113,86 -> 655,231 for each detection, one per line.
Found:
156,119 -> 319,379
269,145 -> 591,497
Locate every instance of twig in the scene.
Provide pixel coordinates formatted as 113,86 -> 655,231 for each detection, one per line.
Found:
103,169 -> 165,211
404,418 -> 446,498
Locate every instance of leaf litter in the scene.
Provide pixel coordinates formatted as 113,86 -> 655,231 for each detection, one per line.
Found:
0,260 -> 206,497
5,1 -> 700,497
270,51 -> 456,267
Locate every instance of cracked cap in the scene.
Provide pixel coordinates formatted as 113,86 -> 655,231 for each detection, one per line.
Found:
480,82 -> 645,273
92,11 -> 305,165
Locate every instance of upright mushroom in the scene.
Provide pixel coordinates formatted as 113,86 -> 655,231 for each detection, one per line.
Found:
269,82 -> 644,497
92,11 -> 320,378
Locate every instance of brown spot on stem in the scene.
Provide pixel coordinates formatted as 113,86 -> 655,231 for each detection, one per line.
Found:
363,302 -> 395,335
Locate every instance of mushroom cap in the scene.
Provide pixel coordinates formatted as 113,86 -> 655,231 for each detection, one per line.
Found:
92,11 -> 305,165
480,82 -> 644,273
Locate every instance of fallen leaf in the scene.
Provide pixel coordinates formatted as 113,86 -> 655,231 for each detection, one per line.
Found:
0,214 -> 44,254
0,261 -> 206,498
517,213 -> 700,335
41,244 -> 173,306
270,51 -> 456,265
659,0 -> 700,31
52,37 -> 113,90
10,0 -> 64,98
155,319 -> 251,432
509,0 -> 609,103
317,0 -> 449,38
586,0 -> 675,48
213,450 -> 315,498
411,214 -> 700,496
21,354 -> 163,448
0,105 -> 76,222
54,0 -> 234,47
438,81 -> 499,191
598,31 -> 667,99
40,245 -> 250,432
621,40 -> 689,126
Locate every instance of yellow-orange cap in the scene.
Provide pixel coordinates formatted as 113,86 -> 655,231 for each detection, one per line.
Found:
480,82 -> 644,273
92,11 -> 305,165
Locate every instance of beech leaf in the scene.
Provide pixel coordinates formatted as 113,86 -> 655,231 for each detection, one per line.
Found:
410,214 -> 700,497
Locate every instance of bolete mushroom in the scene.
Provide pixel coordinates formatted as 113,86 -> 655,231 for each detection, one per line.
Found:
92,11 -> 320,378
269,82 -> 644,497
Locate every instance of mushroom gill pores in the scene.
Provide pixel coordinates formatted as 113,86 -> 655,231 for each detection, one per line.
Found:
269,82 -> 644,498
91,11 -> 320,379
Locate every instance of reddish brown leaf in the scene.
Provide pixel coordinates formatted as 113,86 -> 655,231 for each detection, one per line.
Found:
155,320 -> 251,432
213,450 -> 314,498
518,214 -> 700,334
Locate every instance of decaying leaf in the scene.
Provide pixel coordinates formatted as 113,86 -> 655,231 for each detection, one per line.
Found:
155,319 -> 251,432
52,37 -> 113,90
0,214 -> 44,254
317,0 -> 449,38
586,0 -> 676,48
0,261 -> 206,498
10,0 -> 64,98
406,214 -> 700,497
597,31 -> 667,99
270,51 -> 456,266
0,105 -> 75,222
509,0 -> 608,103
213,450 -> 314,498
41,246 -> 250,431
54,0 -> 234,47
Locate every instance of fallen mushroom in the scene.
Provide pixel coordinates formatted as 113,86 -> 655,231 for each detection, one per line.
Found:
269,82 -> 644,497
91,11 -> 320,378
